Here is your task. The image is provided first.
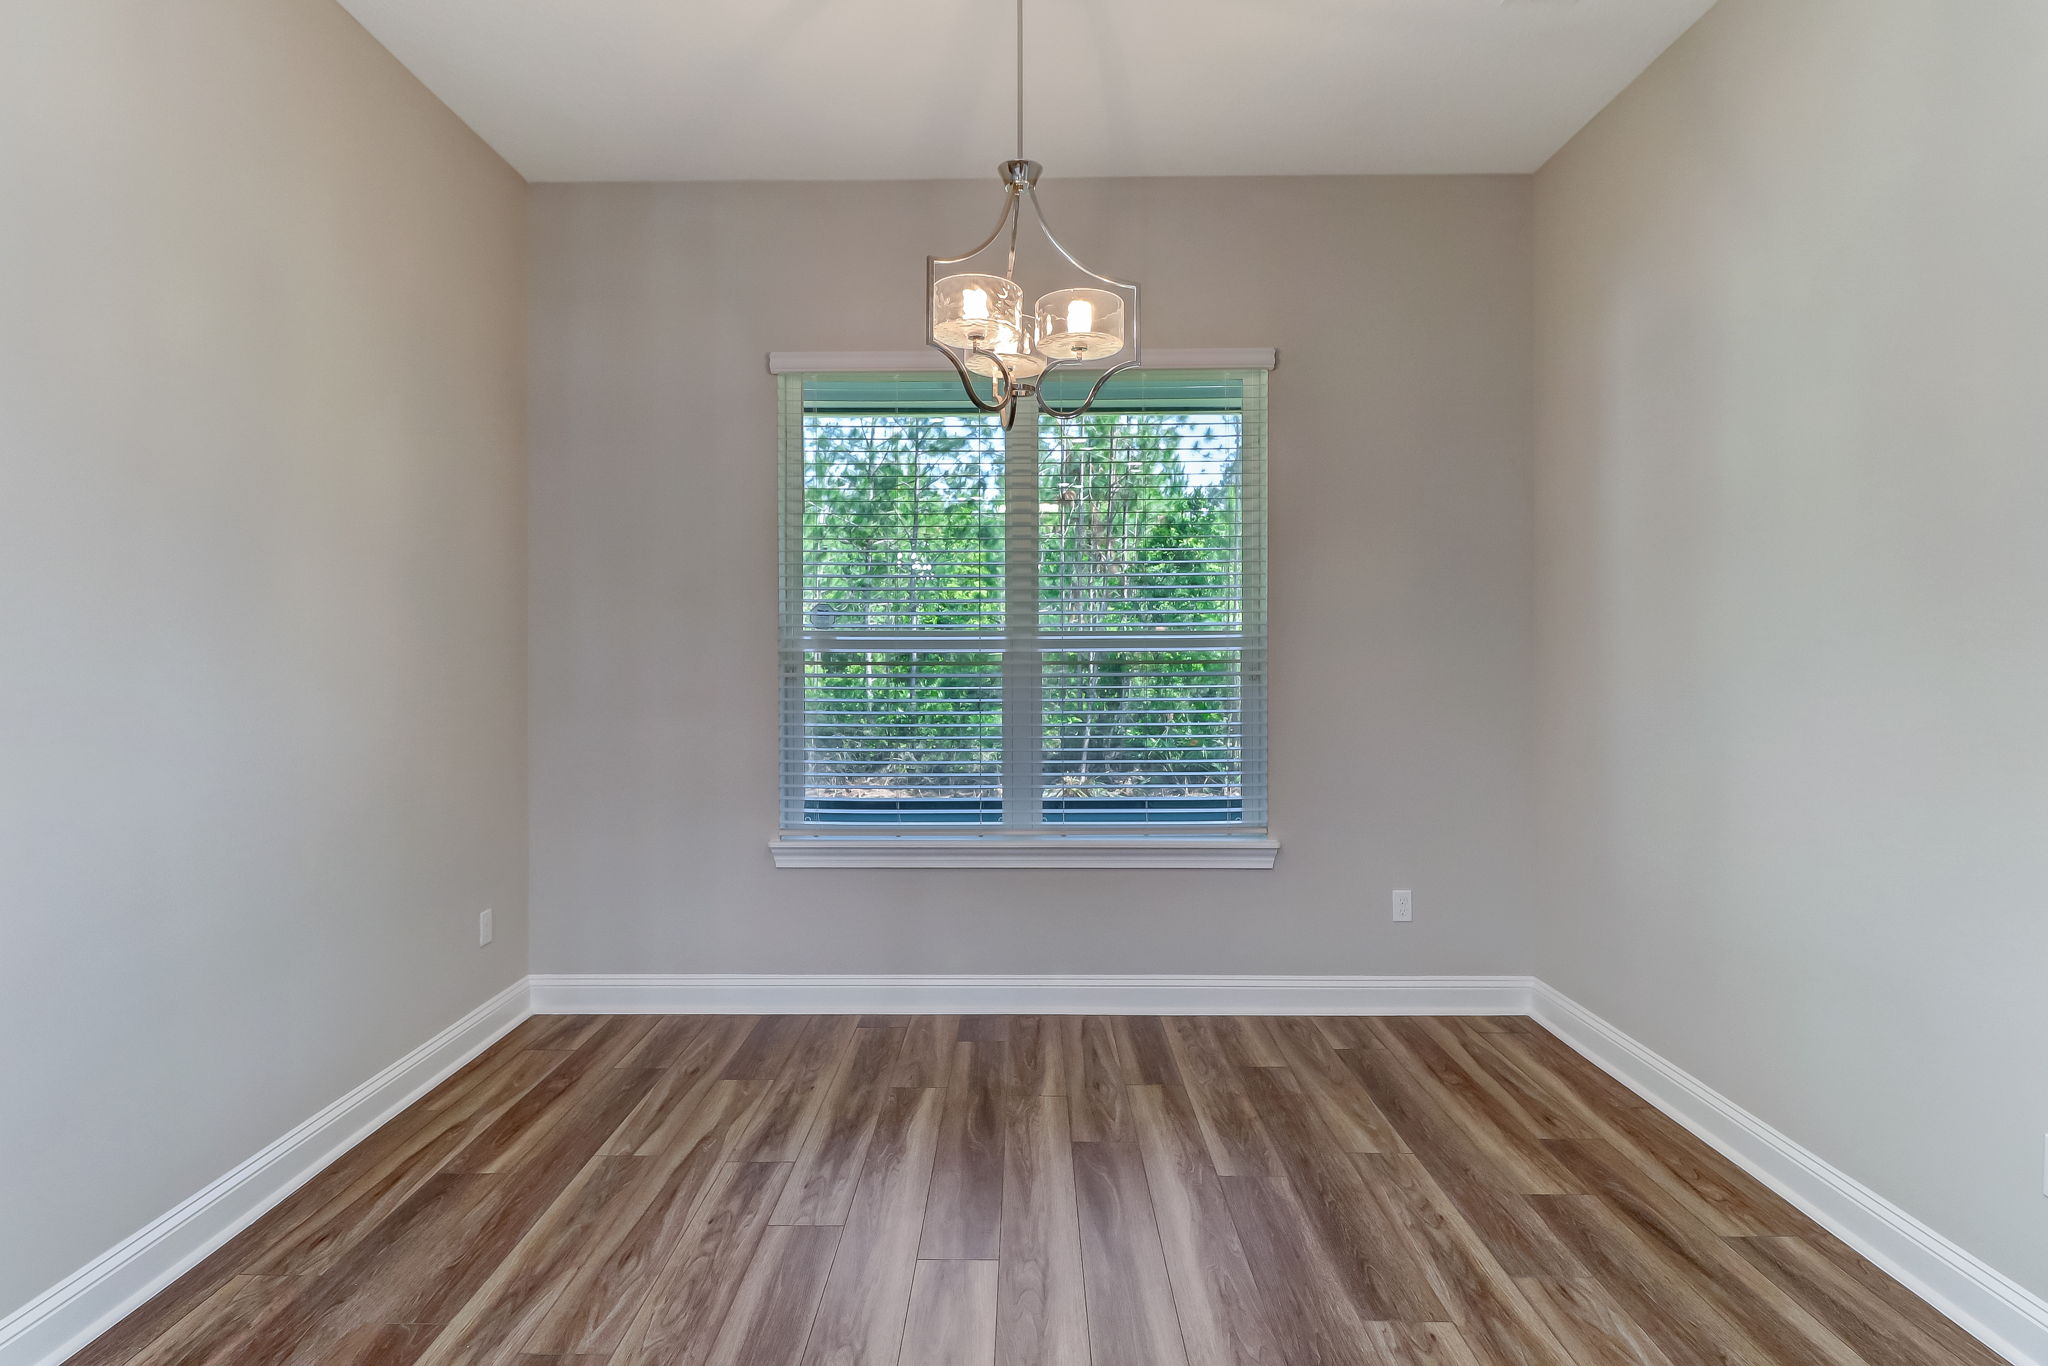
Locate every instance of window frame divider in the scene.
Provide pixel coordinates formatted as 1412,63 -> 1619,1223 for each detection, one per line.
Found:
1000,404 -> 1044,830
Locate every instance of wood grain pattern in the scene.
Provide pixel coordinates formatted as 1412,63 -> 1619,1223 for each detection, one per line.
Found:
1265,1015 -> 1403,1155
893,1014 -> 961,1090
1004,1015 -> 1067,1096
1370,1018 -> 1579,1196
1356,1154 -> 1575,1366
1369,1322 -> 1488,1366
900,1260 -> 999,1366
1513,1277 -> 1679,1366
412,1153 -> 654,1366
1160,1019 -> 1287,1179
770,1024 -> 904,1225
323,1322 -> 441,1366
1128,1084 -> 1280,1366
1529,1193 -> 1777,1366
1237,1064 -> 1448,1324
1540,1140 -> 1864,1366
228,1171 -> 500,1366
611,1159 -> 791,1366
723,1016 -> 822,1080
919,1041 -> 1005,1259
730,1015 -> 860,1164
120,1275 -> 299,1366
1063,1015 -> 1130,1144
998,1093 -> 1088,1366
524,1080 -> 768,1355
1218,1172 -> 1380,1366
702,1223 -> 841,1366
1073,1140 -> 1189,1366
800,1085 -> 942,1366
1218,1016 -> 1286,1068
70,1015 -> 1999,1366
1111,1015 -> 1182,1086
1343,1045 -> 1585,1278
401,1066 -> 660,1330
1792,1237 -> 2012,1366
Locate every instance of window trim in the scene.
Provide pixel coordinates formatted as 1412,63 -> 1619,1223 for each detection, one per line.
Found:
769,835 -> 1280,869
774,359 -> 1276,869
767,348 -> 1277,375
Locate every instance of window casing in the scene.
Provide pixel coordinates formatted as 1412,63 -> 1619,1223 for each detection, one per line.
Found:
778,369 -> 1267,849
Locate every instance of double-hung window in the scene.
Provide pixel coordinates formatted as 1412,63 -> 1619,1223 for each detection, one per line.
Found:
774,367 -> 1271,867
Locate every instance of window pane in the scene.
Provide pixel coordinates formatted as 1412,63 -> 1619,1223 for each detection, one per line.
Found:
803,413 -> 1004,631
782,369 -> 1266,836
1039,410 -> 1244,632
793,651 -> 1003,825
1040,650 -> 1247,824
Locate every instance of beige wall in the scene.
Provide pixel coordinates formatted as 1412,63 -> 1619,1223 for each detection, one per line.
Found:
529,176 -> 1536,976
0,1 -> 527,1310
1534,0 -> 2048,1299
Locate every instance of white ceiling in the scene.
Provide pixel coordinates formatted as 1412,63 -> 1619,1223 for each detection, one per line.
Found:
336,0 -> 1716,182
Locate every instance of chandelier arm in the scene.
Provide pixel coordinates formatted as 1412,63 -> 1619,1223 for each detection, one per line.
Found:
1035,359 -> 1139,419
969,342 -> 1026,428
927,340 -> 1014,416
973,341 -> 1019,394
1022,186 -> 1138,291
928,188 -> 1025,270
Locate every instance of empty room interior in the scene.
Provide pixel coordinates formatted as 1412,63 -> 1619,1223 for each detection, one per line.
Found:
5,1 -> 2047,1364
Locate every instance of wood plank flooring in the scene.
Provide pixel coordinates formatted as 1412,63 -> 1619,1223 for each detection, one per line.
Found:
67,1015 -> 2005,1366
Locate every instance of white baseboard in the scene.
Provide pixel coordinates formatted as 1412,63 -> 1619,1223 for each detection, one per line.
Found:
0,979 -> 532,1366
526,973 -> 1534,1016
1530,981 -> 2048,1366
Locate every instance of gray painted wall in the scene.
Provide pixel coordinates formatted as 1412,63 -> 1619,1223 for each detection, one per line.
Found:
528,176 -> 1537,976
1533,0 -> 2048,1299
0,1 -> 529,1310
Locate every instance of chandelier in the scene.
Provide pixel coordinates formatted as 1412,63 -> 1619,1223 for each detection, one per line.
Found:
925,0 -> 1141,426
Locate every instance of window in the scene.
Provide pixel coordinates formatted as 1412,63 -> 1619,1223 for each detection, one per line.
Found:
775,368 -> 1271,867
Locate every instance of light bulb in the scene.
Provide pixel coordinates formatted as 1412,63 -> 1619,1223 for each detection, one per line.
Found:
962,287 -> 990,320
1066,298 -> 1095,336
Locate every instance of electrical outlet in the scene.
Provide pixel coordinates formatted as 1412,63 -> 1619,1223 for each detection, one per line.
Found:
1392,890 -> 1413,923
478,908 -> 493,946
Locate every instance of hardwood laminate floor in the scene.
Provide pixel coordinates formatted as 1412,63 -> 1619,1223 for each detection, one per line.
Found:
67,1014 -> 2005,1366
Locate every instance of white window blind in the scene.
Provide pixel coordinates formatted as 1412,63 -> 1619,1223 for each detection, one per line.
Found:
779,369 -> 1267,837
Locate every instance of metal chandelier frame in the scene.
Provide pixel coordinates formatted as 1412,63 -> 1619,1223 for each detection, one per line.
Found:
923,0 -> 1142,426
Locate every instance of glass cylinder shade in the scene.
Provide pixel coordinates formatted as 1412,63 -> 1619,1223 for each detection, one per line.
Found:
1035,287 -> 1124,362
965,332 -> 1047,380
932,273 -> 1024,351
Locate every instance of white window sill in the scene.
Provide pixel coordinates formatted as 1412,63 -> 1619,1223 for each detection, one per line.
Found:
769,835 -> 1280,870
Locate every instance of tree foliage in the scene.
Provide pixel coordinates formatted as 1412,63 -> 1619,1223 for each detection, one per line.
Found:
799,408 -> 1247,820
